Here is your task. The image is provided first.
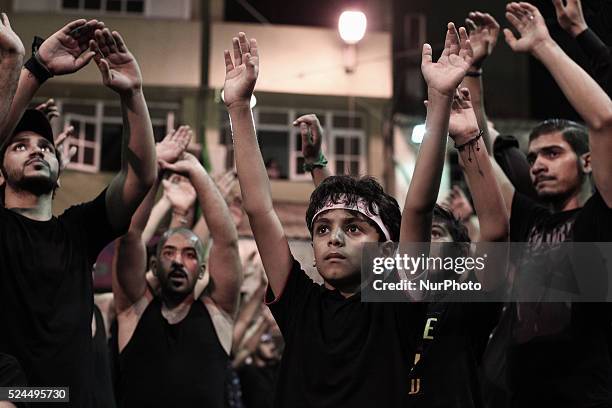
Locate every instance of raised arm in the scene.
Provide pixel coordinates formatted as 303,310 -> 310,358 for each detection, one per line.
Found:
552,0 -> 612,95
113,125 -> 191,312
224,32 -> 292,297
0,14 -> 25,138
400,23 -> 473,243
161,153 -> 242,316
92,29 -> 156,231
505,1 -> 612,206
2,19 -> 102,141
293,114 -> 332,187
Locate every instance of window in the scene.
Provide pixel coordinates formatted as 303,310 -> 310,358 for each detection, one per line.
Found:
61,0 -> 145,14
222,108 -> 366,180
57,99 -> 178,173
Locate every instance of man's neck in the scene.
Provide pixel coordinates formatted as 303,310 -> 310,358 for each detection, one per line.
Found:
160,291 -> 195,324
4,187 -> 53,221
549,183 -> 591,213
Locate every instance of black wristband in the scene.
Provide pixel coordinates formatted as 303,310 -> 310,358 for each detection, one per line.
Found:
465,70 -> 482,77
24,52 -> 53,84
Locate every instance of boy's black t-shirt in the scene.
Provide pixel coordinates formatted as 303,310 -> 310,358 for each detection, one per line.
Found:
265,259 -> 427,408
408,300 -> 502,408
0,189 -> 123,408
502,191 -> 612,407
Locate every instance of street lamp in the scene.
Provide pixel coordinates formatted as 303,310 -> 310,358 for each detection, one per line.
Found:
338,10 -> 367,73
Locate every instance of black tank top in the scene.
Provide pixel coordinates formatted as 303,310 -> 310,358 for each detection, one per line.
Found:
117,297 -> 229,408
92,304 -> 117,408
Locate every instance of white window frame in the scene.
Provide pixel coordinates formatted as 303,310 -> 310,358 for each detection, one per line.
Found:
64,111 -> 102,173
250,107 -> 366,180
60,98 -> 178,173
56,0 -> 149,16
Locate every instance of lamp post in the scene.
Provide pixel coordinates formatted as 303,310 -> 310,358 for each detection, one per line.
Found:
338,10 -> 367,74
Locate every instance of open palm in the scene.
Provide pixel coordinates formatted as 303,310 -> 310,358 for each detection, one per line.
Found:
223,32 -> 259,108
504,2 -> 551,53
421,23 -> 473,97
448,88 -> 479,143
93,29 -> 142,94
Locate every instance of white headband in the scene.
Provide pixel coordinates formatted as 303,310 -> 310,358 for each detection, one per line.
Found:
311,195 -> 392,241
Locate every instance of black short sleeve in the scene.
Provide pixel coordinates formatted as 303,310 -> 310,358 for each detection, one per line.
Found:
59,188 -> 127,264
573,191 -> 612,242
264,258 -> 319,335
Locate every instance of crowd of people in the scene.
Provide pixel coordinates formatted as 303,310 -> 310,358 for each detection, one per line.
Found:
0,0 -> 611,407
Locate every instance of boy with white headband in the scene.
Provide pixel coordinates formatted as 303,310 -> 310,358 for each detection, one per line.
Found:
224,25 -> 473,407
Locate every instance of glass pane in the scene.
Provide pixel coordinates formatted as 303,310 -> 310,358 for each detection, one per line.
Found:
153,125 -> 167,143
84,147 -> 95,165
335,138 -> 345,154
258,111 -> 288,125
84,0 -> 101,9
62,0 -> 79,9
296,157 -> 305,174
126,0 -> 144,12
295,132 -> 302,152
101,123 -> 123,172
258,130 -> 289,179
103,105 -> 122,117
336,160 -> 345,174
106,0 -> 121,11
63,103 -> 96,116
333,114 -> 362,129
84,123 -> 96,142
350,160 -> 359,176
70,121 -> 81,138
350,138 -> 360,154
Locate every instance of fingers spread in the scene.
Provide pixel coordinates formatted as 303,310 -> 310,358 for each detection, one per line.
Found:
111,31 -> 127,53
232,37 -> 242,66
503,27 -> 518,49
224,50 -> 235,73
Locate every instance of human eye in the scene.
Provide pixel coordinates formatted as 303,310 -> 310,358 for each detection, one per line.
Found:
316,224 -> 329,234
346,224 -> 361,234
14,143 -> 26,151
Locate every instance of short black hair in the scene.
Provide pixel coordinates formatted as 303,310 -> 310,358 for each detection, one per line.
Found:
529,119 -> 589,156
433,204 -> 470,243
306,175 -> 401,242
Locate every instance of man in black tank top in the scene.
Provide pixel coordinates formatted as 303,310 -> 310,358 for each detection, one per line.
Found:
112,138 -> 242,408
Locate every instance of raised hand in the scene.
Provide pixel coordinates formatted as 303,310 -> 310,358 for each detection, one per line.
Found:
0,13 -> 24,59
214,170 -> 238,201
35,98 -> 60,122
38,19 -> 103,75
162,173 -> 197,215
92,29 -> 142,95
465,11 -> 500,68
442,185 -> 474,222
54,125 -> 78,171
448,87 -> 480,144
223,32 -> 258,109
421,23 -> 474,97
504,2 -> 552,53
156,125 -> 192,164
552,0 -> 587,37
293,114 -> 324,163
159,151 -> 203,178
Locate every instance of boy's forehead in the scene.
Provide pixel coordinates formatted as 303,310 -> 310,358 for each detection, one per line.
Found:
313,208 -> 366,223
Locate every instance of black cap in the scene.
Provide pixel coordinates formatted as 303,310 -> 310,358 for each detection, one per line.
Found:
11,109 -> 55,145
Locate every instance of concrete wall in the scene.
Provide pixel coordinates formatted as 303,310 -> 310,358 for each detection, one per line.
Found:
209,22 -> 392,99
11,14 -> 202,88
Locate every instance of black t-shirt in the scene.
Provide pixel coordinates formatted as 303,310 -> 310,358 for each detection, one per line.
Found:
502,191 -> 612,407
408,300 -> 501,408
265,259 -> 426,408
0,189 -> 123,408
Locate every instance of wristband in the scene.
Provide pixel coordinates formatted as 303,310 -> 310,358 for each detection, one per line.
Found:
454,130 -> 483,162
303,152 -> 328,172
24,52 -> 53,84
465,69 -> 482,78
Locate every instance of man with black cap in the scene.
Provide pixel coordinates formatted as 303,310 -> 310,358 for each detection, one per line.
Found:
0,19 -> 156,408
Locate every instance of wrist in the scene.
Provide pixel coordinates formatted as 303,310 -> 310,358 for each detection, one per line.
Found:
427,87 -> 454,102
569,23 -> 588,38
226,100 -> 252,111
452,128 -> 481,146
531,37 -> 558,60
466,68 -> 483,77
118,86 -> 144,99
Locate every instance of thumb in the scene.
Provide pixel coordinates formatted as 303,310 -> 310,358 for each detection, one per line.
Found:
552,0 -> 565,16
161,179 -> 172,191
503,28 -> 518,50
421,43 -> 433,66
75,50 -> 96,70
97,58 -> 112,85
